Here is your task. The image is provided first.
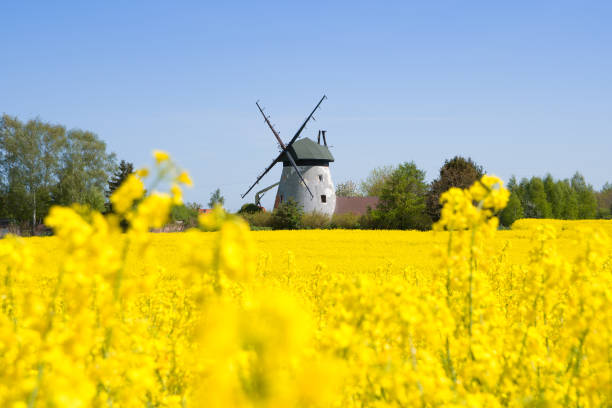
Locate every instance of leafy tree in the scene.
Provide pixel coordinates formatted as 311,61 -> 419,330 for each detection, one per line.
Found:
170,202 -> 201,227
0,114 -> 66,230
371,162 -> 431,230
53,129 -> 116,212
426,156 -> 484,222
570,172 -> 598,219
107,160 -> 134,198
208,188 -> 225,208
500,192 -> 524,227
543,174 -> 563,219
271,199 -> 303,230
596,182 -> 612,219
558,180 -> 578,219
527,177 -> 552,218
360,165 -> 395,196
336,180 -> 361,197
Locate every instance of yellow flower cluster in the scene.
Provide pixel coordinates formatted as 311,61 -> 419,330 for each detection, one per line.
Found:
1,160 -> 611,407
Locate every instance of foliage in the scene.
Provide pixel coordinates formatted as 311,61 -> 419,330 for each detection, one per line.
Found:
426,156 -> 484,222
0,114 -> 116,229
596,182 -> 612,219
510,173 -> 600,221
106,159 -> 134,199
240,210 -> 273,230
499,191 -> 524,227
359,165 -> 395,196
271,199 -> 303,230
208,188 -> 224,208
53,129 -> 116,212
170,201 -> 200,227
330,212 -> 362,229
335,180 -> 362,197
370,162 -> 431,230
238,203 -> 262,214
301,211 -> 331,229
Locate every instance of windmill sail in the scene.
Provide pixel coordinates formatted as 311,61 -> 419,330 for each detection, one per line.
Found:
241,95 -> 327,199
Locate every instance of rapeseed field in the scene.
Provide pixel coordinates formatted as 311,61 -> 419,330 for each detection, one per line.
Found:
1,153 -> 611,407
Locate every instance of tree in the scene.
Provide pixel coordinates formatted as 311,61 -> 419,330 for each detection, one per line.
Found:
543,174 -> 563,219
360,165 -> 395,196
558,180 -> 578,219
53,129 -> 116,212
426,156 -> 484,222
371,162 -> 431,230
170,202 -> 201,227
271,199 -> 303,230
500,192 -> 524,227
596,182 -> 612,219
571,172 -> 598,219
208,188 -> 225,208
335,180 -> 361,197
107,160 -> 134,199
526,177 -> 552,218
0,114 -> 66,230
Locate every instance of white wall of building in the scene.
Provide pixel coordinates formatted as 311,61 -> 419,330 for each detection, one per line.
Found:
275,165 -> 336,216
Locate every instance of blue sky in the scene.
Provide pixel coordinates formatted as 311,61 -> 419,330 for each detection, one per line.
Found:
1,1 -> 611,211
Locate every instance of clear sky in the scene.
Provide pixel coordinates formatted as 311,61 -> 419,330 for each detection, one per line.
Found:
1,1 -> 611,211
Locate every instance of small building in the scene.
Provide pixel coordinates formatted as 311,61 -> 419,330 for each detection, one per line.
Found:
334,196 -> 379,216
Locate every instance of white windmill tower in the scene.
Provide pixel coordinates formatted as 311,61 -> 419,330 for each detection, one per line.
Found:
242,95 -> 336,217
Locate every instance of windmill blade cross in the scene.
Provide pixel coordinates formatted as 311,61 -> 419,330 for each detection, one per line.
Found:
242,95 -> 327,200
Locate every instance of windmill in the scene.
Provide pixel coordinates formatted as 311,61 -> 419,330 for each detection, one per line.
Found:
242,95 -> 336,216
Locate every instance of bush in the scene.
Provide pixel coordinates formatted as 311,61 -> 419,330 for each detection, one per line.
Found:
240,211 -> 273,229
170,202 -> 200,228
301,211 -> 331,229
238,203 -> 262,214
271,200 -> 303,230
330,213 -> 362,229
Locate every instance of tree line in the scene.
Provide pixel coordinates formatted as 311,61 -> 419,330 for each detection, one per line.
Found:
3,114 -> 610,233
335,157 -> 611,230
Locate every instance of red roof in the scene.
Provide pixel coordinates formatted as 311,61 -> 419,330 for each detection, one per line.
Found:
334,196 -> 379,216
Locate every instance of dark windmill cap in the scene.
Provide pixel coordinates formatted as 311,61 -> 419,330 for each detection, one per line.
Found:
282,138 -> 334,166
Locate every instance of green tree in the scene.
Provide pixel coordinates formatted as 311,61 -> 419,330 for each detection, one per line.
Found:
543,174 -> 563,218
558,180 -> 578,219
170,202 -> 201,227
208,188 -> 225,208
371,162 -> 431,230
500,192 -> 524,227
271,199 -> 303,230
523,177 -> 552,218
53,129 -> 116,212
0,114 -> 66,230
426,156 -> 484,222
107,160 -> 134,199
596,182 -> 612,219
360,165 -> 395,196
571,172 -> 598,219
336,180 -> 361,197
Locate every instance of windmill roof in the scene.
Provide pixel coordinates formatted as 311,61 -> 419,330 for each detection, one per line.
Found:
283,138 -> 334,163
